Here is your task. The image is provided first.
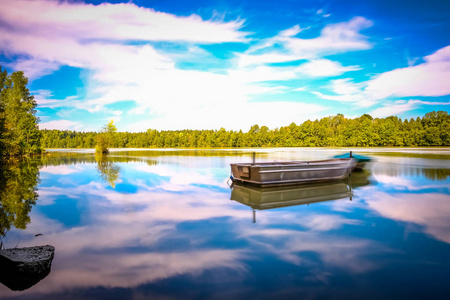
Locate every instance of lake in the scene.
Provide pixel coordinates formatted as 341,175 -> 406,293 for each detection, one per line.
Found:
1,148 -> 450,299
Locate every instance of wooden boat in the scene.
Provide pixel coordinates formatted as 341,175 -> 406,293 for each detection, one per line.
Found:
230,158 -> 357,187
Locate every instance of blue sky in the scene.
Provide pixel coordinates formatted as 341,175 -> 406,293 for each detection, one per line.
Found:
0,0 -> 449,132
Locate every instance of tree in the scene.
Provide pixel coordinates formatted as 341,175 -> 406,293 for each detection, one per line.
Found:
95,120 -> 117,154
0,67 -> 7,157
0,67 -> 42,157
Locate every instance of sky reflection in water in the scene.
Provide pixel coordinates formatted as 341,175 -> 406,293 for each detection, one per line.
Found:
0,149 -> 450,299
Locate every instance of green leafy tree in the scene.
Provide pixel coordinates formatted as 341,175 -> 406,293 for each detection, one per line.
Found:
96,120 -> 117,154
0,67 -> 42,157
0,67 -> 7,157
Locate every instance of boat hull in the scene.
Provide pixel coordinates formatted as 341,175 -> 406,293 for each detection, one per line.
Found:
230,158 -> 356,187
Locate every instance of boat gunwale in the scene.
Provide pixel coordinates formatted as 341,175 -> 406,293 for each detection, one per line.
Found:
258,165 -> 351,173
230,158 -> 354,169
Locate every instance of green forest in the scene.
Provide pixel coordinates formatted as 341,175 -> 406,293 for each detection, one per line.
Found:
41,111 -> 450,148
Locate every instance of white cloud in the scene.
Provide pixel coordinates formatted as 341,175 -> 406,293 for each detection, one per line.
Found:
370,99 -> 450,118
39,120 -> 82,130
316,9 -> 331,18
330,78 -> 365,95
279,25 -> 304,37
365,45 -> 450,99
293,86 -> 308,92
0,0 -> 247,87
296,59 -> 360,77
11,59 -> 61,80
239,16 -> 373,67
312,45 -> 450,111
0,0 -> 247,45
124,101 -> 326,131
311,78 -> 372,106
370,101 -> 417,118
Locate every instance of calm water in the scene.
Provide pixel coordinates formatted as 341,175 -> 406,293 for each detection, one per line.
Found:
1,148 -> 450,299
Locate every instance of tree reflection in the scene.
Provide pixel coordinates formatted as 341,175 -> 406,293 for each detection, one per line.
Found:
0,159 -> 41,246
376,163 -> 450,181
41,151 -> 159,166
422,168 -> 450,181
95,154 -> 120,188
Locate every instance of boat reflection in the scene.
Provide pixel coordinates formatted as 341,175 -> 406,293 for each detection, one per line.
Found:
231,182 -> 352,210
231,171 -> 370,222
348,169 -> 371,188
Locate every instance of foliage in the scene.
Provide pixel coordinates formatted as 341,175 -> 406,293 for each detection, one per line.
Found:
40,111 -> 450,148
95,120 -> 117,154
0,158 -> 41,241
0,66 -> 42,157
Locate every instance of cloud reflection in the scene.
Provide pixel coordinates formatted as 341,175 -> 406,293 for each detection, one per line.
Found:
366,191 -> 450,244
40,165 -> 83,175
1,184 -> 249,296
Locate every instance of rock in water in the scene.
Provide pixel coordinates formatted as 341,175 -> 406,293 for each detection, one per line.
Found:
0,245 -> 55,291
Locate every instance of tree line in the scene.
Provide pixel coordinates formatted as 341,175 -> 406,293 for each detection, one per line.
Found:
41,111 -> 450,148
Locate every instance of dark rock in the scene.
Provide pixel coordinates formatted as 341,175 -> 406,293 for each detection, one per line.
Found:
0,245 -> 55,291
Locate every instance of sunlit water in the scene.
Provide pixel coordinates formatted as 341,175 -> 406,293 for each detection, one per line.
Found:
1,148 -> 450,299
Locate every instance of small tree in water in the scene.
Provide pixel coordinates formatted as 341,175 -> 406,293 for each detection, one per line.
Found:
96,120 -> 117,154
